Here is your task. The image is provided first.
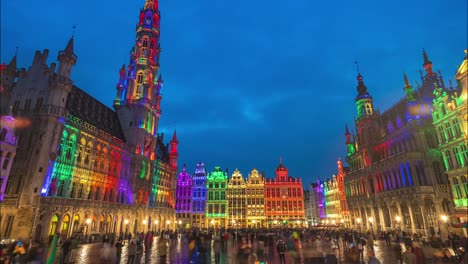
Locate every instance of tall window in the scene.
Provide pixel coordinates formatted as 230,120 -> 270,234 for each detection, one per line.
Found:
34,97 -> 43,112
24,99 -> 31,111
438,126 -> 446,144
2,152 -> 11,170
445,123 -> 454,141
136,72 -> 144,97
445,150 -> 454,170
0,129 -> 6,141
453,178 -> 462,199
461,176 -> 468,198
453,147 -> 461,168
4,216 -> 14,238
460,144 -> 468,167
453,118 -> 462,138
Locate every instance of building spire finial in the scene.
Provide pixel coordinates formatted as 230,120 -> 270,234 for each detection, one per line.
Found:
354,60 -> 360,75
423,48 -> 432,67
279,156 -> 283,164
403,72 -> 410,87
72,25 -> 77,38
14,46 -> 18,57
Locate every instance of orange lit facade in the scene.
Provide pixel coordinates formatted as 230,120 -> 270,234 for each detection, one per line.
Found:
336,158 -> 350,227
265,161 -> 305,227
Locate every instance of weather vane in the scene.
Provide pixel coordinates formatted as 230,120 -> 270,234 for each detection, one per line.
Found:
354,60 -> 360,75
72,25 -> 77,37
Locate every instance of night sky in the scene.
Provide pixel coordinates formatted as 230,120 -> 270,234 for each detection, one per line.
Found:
2,0 -> 467,185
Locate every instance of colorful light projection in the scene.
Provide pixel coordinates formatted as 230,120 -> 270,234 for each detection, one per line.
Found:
206,166 -> 228,227
175,164 -> 193,213
191,162 -> 207,214
265,160 -> 305,226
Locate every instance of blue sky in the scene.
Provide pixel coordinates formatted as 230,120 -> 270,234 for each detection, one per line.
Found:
2,0 -> 467,185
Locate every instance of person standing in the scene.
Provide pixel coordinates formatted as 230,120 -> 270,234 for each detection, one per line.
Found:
127,240 -> 136,264
213,238 -> 222,264
115,240 -> 124,263
158,238 -> 168,262
402,246 -> 417,264
61,238 -> 71,264
276,238 -> 287,264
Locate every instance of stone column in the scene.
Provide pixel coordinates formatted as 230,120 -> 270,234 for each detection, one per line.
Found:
407,204 -> 416,233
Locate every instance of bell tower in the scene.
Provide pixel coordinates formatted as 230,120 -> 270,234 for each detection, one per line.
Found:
114,0 -> 162,159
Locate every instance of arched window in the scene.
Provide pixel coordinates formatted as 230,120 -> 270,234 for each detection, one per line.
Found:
135,72 -> 144,97
61,214 -> 70,235
49,214 -> 59,236
73,215 -> 80,232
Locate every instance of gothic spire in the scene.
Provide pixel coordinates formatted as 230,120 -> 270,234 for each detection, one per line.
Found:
171,130 -> 178,143
345,124 -> 350,136
7,48 -> 17,71
423,48 -> 432,67
403,72 -> 410,88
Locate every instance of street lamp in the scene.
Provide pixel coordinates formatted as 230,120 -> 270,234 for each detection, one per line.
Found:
441,215 -> 449,241
356,218 -> 361,232
85,218 -> 92,237
369,217 -> 374,233
124,219 -> 129,234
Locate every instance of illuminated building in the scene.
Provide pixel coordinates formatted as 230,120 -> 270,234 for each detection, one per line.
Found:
0,115 -> 19,202
227,169 -> 246,228
245,168 -> 265,228
323,175 -> 341,224
304,189 -> 311,227
308,183 -> 321,226
432,50 -> 467,231
0,0 -> 178,242
344,51 -> 453,236
265,160 -> 305,227
336,158 -> 350,226
191,162 -> 207,228
206,167 -> 228,228
176,164 -> 193,229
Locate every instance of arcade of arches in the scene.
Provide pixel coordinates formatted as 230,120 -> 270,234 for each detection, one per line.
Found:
33,206 -> 176,242
348,197 -> 454,237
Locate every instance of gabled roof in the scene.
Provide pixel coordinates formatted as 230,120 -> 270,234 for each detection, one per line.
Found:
66,86 -> 125,140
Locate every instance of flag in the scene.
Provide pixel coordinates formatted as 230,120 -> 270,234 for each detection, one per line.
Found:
46,234 -> 58,264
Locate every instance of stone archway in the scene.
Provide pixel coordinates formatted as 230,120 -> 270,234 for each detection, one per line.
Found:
411,200 -> 424,230
33,224 -> 42,242
400,201 -> 411,230
424,198 -> 437,236
381,205 -> 391,229
61,214 -> 70,237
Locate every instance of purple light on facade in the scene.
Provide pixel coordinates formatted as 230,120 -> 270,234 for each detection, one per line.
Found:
175,164 -> 193,213
191,162 -> 207,214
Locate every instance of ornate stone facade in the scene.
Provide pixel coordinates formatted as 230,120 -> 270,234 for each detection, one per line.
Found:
265,161 -> 306,227
245,169 -> 265,228
227,169 -> 246,228
432,51 -> 468,231
344,51 -> 453,236
0,0 -> 178,242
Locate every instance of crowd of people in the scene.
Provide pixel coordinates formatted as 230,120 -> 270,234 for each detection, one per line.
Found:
0,228 -> 466,263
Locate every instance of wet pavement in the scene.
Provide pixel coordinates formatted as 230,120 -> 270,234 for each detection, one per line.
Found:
53,237 -> 434,263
